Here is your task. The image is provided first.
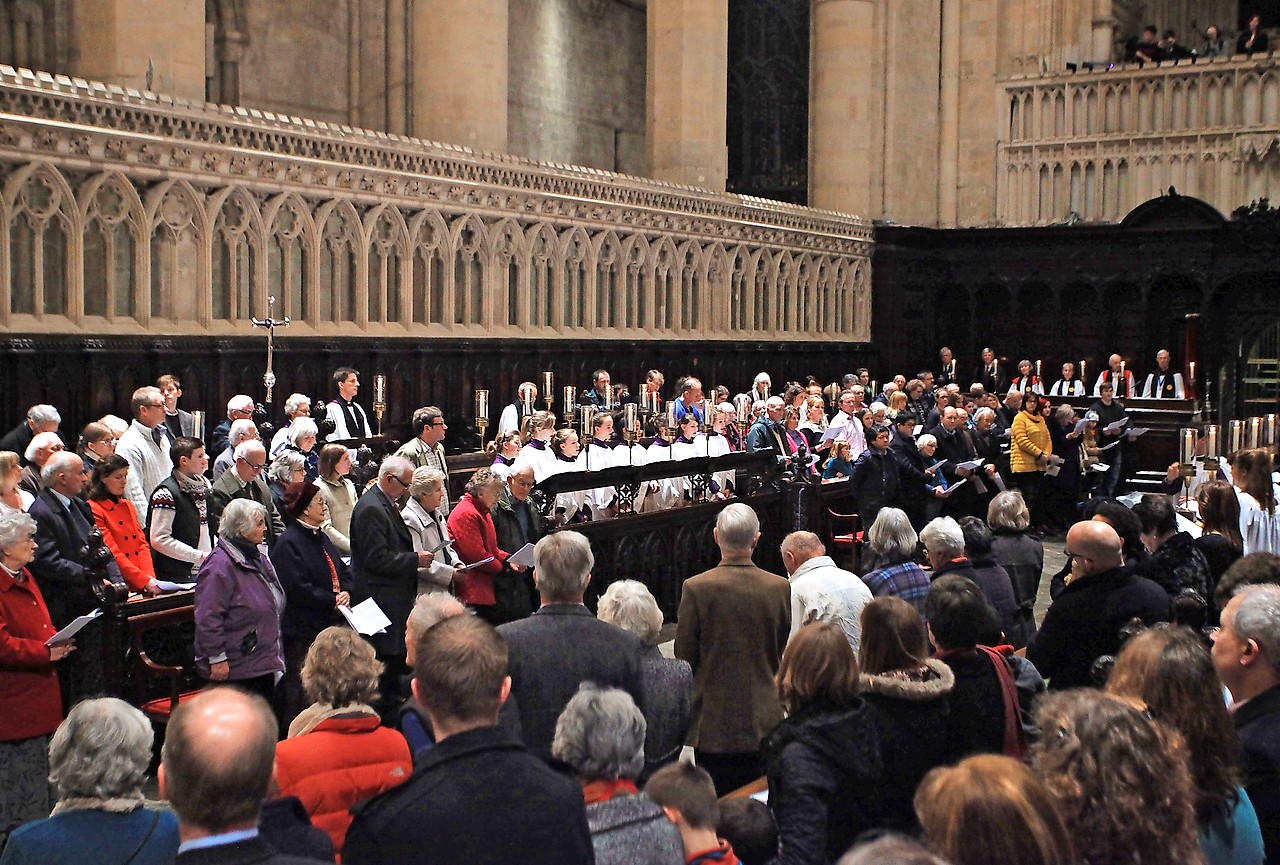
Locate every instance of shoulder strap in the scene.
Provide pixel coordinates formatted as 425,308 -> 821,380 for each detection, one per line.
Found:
119,808 -> 162,865
977,645 -> 1026,760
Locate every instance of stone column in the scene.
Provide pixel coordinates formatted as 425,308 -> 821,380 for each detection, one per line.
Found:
809,0 -> 876,216
74,0 -> 205,100
646,0 -> 728,190
412,0 -> 507,152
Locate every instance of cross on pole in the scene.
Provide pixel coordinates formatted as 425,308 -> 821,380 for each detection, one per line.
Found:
251,296 -> 290,403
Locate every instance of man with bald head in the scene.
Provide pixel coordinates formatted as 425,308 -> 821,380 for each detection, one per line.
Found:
1142,349 -> 1186,399
1093,353 -> 1135,398
1026,520 -> 1169,689
781,530 -> 871,653
162,688 -> 326,864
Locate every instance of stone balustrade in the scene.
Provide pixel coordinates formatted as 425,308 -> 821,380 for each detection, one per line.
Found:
998,54 -> 1280,225
0,65 -> 872,342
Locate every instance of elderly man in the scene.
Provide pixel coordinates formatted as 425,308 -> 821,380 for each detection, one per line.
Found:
1212,584 -> 1280,860
493,465 -> 542,563
497,382 -> 539,437
325,367 -> 372,443
207,440 -> 285,548
350,455 -> 434,715
497,531 -> 644,761
19,431 -> 64,496
781,530 -> 871,653
211,418 -> 258,482
1,403 -> 60,462
937,346 -> 958,387
346,615 -> 593,865
148,437 -> 213,583
117,385 -> 173,523
1142,349 -> 1186,399
973,347 -> 1006,394
675,503 -> 790,795
1093,353 -> 1136,398
209,394 -> 254,460
746,397 -> 786,455
1027,520 -> 1169,689
270,393 -> 311,457
157,374 -> 195,440
395,406 -> 450,516
160,688 -> 324,865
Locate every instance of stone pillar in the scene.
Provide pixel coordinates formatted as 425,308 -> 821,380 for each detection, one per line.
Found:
1091,0 -> 1115,63
809,0 -> 876,216
412,0 -> 507,152
73,0 -> 205,100
646,0 -> 728,190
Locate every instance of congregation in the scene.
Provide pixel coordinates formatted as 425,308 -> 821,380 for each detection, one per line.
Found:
1,344 -> 1279,865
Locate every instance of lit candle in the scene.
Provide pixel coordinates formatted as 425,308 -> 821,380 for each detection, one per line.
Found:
1250,417 -> 1263,449
870,381 -> 878,399
542,371 -> 554,401
580,405 -> 595,440
623,403 -> 637,440
191,410 -> 205,442
735,394 -> 751,424
1180,428 -> 1196,465
1206,425 -> 1219,458
374,374 -> 387,405
521,387 -> 535,415
475,389 -> 488,421
563,386 -> 576,417
1230,420 -> 1246,454
1080,360 -> 1086,385
1268,414 -> 1278,447
667,402 -> 677,432
1036,360 -> 1042,380
1189,360 -> 1196,382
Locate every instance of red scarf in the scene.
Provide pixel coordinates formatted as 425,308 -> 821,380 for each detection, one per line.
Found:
934,644 -> 1025,760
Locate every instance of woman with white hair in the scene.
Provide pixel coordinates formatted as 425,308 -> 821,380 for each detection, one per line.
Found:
552,684 -> 684,865
267,450 -> 307,525
270,392 -> 312,457
283,416 -> 320,482
597,580 -> 692,778
988,490 -> 1044,618
402,467 -> 457,595
19,431 -> 63,496
0,698 -> 179,864
0,511 -> 69,831
861,507 -> 931,620
193,499 -> 285,701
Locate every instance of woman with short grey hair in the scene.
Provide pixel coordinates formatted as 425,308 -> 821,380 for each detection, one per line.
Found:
403,466 -> 456,595
194,498 -> 285,700
284,416 -> 320,481
860,507 -> 931,619
268,449 -> 307,520
597,580 -> 692,778
0,697 -> 180,864
551,684 -> 684,865
988,490 -> 1045,618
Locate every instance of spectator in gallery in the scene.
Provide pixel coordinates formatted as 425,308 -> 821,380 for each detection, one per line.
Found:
1135,25 -> 1162,62
1239,14 -> 1269,56
1203,24 -> 1229,56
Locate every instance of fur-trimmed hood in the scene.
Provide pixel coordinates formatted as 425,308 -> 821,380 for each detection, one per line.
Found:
861,658 -> 955,702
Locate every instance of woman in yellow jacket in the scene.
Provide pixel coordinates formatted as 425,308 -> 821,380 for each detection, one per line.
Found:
1010,391 -> 1052,530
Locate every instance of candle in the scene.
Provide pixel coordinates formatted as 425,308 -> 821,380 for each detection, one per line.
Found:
1250,417 -> 1263,449
734,394 -> 751,424
373,374 -> 387,405
1267,414 -> 1278,447
1119,361 -> 1126,394
1189,360 -> 1196,383
1206,425 -> 1220,458
191,410 -> 205,442
623,403 -> 637,439
580,405 -> 595,440
542,371 -> 554,400
1080,360 -> 1086,384
475,389 -> 488,421
521,388 -> 535,415
1230,420 -> 1246,454
667,402 -> 677,431
870,381 -> 878,399
1036,360 -> 1042,380
1179,428 -> 1196,465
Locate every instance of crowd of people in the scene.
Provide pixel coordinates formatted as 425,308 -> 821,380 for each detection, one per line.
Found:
1123,13 -> 1270,63
3,344 -> 1280,865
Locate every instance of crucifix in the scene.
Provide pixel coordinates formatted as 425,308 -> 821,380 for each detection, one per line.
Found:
251,296 -> 290,403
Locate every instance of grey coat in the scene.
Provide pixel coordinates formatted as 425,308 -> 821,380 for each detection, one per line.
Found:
586,792 -> 684,865
639,645 -> 693,777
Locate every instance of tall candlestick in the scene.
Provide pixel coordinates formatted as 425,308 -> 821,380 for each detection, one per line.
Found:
870,381 -> 878,399
542,371 -> 554,402
580,405 -> 595,441
734,394 -> 751,424
1035,359 -> 1042,380
1179,428 -> 1196,465
1250,417 -> 1263,449
475,389 -> 488,421
1230,420 -> 1246,454
191,410 -> 205,442
623,403 -> 637,441
1267,414 -> 1278,448
667,402 -> 677,432
563,386 -> 576,415
1080,360 -> 1086,384
374,374 -> 387,405
1205,425 -> 1220,458
521,385 -> 535,416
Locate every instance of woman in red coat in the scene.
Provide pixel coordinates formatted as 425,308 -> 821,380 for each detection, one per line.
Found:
446,469 -> 525,624
0,510 -> 73,828
87,455 -> 160,594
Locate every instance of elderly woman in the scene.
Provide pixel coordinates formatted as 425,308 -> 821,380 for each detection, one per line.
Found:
0,698 -> 179,865
988,490 -> 1044,620
20,431 -> 63,496
860,507 -> 931,619
597,580 -> 692,778
270,481 -> 353,724
76,421 -> 116,480
281,416 -> 320,482
275,626 -> 411,856
0,450 -> 34,515
552,684 -> 684,865
0,511 -> 69,830
193,499 -> 285,701
269,392 -> 312,457
316,443 -> 356,554
447,469 -> 520,624
87,455 -> 160,595
492,464 -> 542,615
402,467 -> 457,595
267,450 -> 307,525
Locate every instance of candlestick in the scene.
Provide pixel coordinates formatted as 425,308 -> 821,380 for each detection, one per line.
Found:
1035,359 -> 1042,380
623,403 -> 637,443
520,384 -> 536,416
1179,428 -> 1196,465
734,394 -> 751,425
1230,420 -> 1246,454
562,386 -> 576,427
1205,425 -> 1220,459
475,389 -> 488,421
1080,360 -> 1086,385
191,410 -> 205,442
372,374 -> 388,436
870,381 -> 878,400
666,402 -> 677,432
579,405 -> 595,441
1267,414 -> 1278,448
542,371 -> 554,410
1189,360 -> 1196,383
1250,417 -> 1263,449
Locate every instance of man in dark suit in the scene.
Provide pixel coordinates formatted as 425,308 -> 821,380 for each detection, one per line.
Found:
28,450 -> 123,706
497,531 -> 644,761
161,688 -> 329,865
0,403 -> 60,463
350,455 -> 433,715
973,346 -> 1007,394
675,503 -> 790,795
346,615 -> 594,865
206,440 -> 286,547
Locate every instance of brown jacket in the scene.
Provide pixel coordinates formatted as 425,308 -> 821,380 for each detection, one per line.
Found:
674,558 -> 791,753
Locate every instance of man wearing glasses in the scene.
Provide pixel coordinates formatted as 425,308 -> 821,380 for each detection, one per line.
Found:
396,406 -> 451,516
206,439 -> 285,548
351,455 -> 436,719
117,385 -> 173,523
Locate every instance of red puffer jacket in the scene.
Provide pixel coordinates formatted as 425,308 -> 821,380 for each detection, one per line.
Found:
274,712 -> 412,857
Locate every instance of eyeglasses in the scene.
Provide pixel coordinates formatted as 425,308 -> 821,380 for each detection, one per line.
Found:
237,458 -> 266,471
429,421 -> 446,427
386,474 -> 411,489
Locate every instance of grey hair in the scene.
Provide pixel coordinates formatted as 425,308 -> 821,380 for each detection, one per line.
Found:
754,372 -> 771,386
26,431 -> 63,463
1231,585 -> 1280,678
406,592 -> 468,646
267,450 -> 304,485
916,433 -> 938,449
920,516 -> 965,557
233,439 -> 266,463
596,579 -> 663,646
715,503 -> 760,554
98,414 -> 128,436
227,418 -> 257,447
464,468 -> 503,495
283,393 -> 311,418
865,507 -> 918,562
987,490 -> 1031,531
409,466 -> 445,499
534,531 -> 594,601
1053,404 -> 1076,423
40,450 -> 81,483
219,498 -> 267,540
287,417 -> 318,447
226,394 -> 254,416
781,530 -> 825,560
973,407 -> 996,424
0,510 -> 37,550
27,404 -> 61,425
379,454 -> 414,481
48,697 -> 152,800
551,683 -> 646,782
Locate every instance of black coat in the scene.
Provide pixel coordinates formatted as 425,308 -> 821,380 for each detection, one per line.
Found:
498,604 -> 645,761
176,836 -> 329,865
344,725 -> 594,865
1234,684 -> 1280,864
28,488 -> 117,626
848,447 -> 900,528
350,485 -> 418,657
764,699 -> 883,865
270,522 -> 353,642
1026,567 -> 1170,689
935,558 -> 1020,646
888,430 -> 928,521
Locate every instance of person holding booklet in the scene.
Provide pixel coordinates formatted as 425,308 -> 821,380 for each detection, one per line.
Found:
1089,381 -> 1128,498
447,468 -> 525,625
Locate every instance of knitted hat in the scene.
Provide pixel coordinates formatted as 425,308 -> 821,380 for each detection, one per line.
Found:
283,481 -> 320,520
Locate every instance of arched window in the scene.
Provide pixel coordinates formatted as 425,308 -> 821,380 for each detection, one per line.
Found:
148,182 -> 203,321
410,212 -> 447,326
317,202 -> 361,324
8,166 -> 72,317
367,206 -> 408,325
82,174 -> 140,320
264,195 -> 309,324
214,190 -> 263,321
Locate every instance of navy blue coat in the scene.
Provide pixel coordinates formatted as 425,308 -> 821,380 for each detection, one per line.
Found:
270,521 -> 353,643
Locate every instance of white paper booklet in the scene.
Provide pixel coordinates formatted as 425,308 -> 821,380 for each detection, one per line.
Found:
339,598 -> 392,636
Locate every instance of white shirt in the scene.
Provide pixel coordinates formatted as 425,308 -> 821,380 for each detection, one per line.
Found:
787,555 -> 873,653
